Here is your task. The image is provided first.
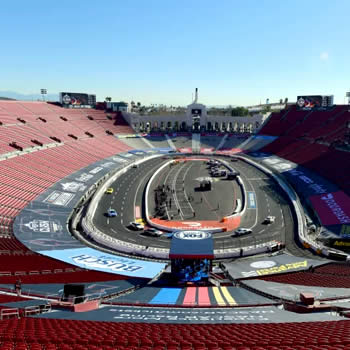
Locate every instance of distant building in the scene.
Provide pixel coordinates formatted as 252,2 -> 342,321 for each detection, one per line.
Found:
122,89 -> 264,134
106,102 -> 128,112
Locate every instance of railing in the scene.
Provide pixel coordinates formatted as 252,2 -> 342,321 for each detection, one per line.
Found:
0,308 -> 19,320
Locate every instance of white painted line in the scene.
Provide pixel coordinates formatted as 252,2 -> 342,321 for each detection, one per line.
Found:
133,165 -> 158,221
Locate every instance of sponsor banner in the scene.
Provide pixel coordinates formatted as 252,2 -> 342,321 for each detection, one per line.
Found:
223,254 -> 326,279
38,305 -> 301,323
262,155 -> 297,172
321,224 -> 350,240
39,247 -> 166,279
337,224 -> 350,238
34,158 -> 123,208
42,191 -> 75,207
282,166 -> 337,197
13,202 -> 83,251
247,191 -> 256,209
148,148 -> 174,153
252,156 -> 337,197
150,219 -> 222,230
215,148 -> 242,155
117,152 -> 136,159
200,148 -> 214,154
243,260 -> 308,277
330,240 -> 350,248
309,191 -> 350,226
178,148 -> 193,153
128,149 -> 147,155
110,155 -> 129,164
150,217 -> 240,232
105,306 -> 282,324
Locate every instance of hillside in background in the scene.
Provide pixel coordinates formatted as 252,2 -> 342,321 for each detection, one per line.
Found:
0,96 -> 16,100
0,90 -> 59,101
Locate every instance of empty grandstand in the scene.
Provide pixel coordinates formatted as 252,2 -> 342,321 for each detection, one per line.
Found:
0,92 -> 348,349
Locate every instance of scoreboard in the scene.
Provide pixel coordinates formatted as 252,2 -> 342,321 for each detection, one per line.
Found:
296,95 -> 334,110
60,92 -> 96,108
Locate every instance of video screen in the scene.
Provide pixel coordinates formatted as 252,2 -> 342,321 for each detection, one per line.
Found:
172,258 -> 210,282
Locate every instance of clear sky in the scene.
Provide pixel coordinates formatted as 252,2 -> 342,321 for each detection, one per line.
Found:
1,0 -> 350,106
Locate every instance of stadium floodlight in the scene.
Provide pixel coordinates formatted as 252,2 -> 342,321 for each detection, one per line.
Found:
346,91 -> 350,105
40,89 -> 47,101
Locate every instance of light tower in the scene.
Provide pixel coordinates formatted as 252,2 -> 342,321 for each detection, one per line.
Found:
40,89 -> 47,101
346,91 -> 350,105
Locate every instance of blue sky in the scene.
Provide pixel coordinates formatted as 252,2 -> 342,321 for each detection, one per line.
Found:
1,0 -> 350,106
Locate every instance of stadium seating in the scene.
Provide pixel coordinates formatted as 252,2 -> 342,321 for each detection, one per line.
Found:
259,105 -> 349,140
0,101 -> 137,285
0,318 -> 350,349
0,101 -> 134,154
0,235 -> 29,254
258,270 -> 350,288
258,104 -> 350,193
0,103 -> 133,239
0,269 -> 129,285
315,263 -> 350,276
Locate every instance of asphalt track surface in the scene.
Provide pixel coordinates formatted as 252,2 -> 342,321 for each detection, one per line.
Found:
92,155 -> 302,253
148,160 -> 240,221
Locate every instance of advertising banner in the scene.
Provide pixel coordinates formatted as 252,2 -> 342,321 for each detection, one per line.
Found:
13,202 -> 83,251
309,191 -> 350,226
34,158 -> 124,208
39,247 -> 166,278
282,166 -> 338,198
222,254 -> 327,279
128,150 -> 148,155
178,148 -> 193,153
215,148 -> 242,155
247,192 -> 256,209
200,148 -> 214,154
146,148 -> 174,154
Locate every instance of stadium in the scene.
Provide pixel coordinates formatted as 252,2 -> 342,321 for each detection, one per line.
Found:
0,88 -> 349,350
2,1 -> 350,348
